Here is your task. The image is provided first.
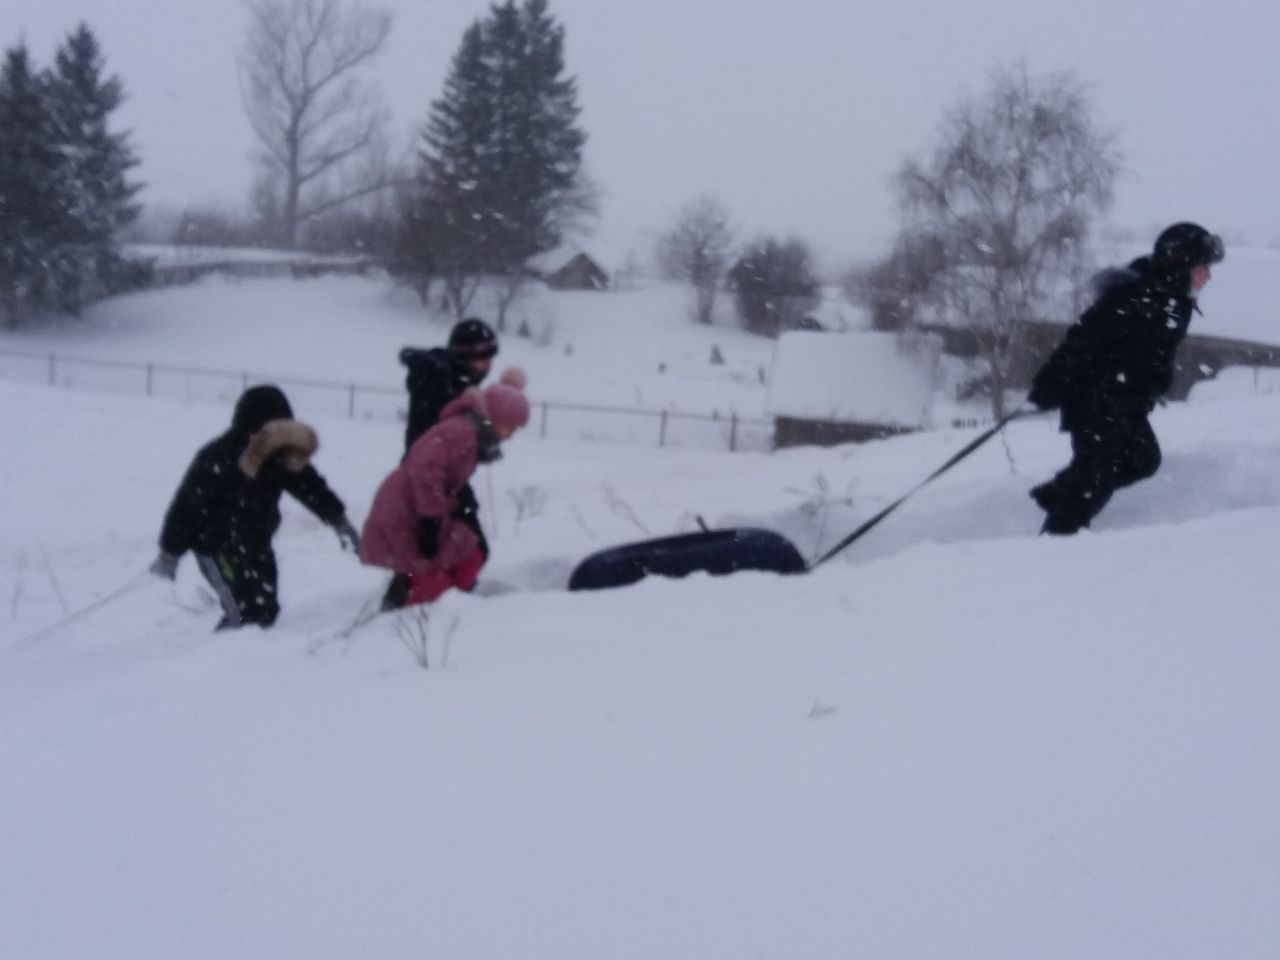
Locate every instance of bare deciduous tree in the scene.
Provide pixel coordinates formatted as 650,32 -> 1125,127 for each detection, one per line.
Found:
240,0 -> 395,246
894,63 -> 1120,417
655,195 -> 733,325
842,234 -> 948,333
728,235 -> 821,338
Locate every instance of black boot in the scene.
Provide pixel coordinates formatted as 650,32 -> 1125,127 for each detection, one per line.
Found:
380,572 -> 412,612
1029,482 -> 1057,512
1040,515 -> 1077,535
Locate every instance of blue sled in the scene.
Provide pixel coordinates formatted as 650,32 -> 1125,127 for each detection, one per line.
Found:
567,527 -> 808,592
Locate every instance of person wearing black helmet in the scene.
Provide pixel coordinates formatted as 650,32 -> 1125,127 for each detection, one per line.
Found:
387,318 -> 501,606
149,385 -> 361,630
1026,221 -> 1224,535
399,318 -> 499,454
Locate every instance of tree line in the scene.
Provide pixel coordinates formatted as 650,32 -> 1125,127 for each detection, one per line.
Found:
2,0 -> 1124,423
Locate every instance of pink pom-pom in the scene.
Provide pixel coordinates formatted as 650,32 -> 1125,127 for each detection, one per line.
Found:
498,367 -> 527,390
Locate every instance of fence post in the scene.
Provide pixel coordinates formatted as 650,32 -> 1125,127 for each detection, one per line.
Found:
47,353 -> 56,386
145,363 -> 154,397
659,410 -> 668,448
242,372 -> 249,392
348,383 -> 356,418
540,402 -> 548,439
729,413 -> 738,452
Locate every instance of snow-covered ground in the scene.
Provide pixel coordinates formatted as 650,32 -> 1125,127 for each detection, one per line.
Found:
2,271 -> 1279,959
122,243 -> 371,266
0,273 -> 797,418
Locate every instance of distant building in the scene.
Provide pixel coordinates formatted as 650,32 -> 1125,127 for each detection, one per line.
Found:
547,252 -> 609,291
766,331 -> 941,448
528,246 -> 610,291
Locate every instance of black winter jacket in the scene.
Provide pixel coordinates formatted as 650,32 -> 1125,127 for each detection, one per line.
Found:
158,388 -> 346,558
1029,257 -> 1198,426
400,347 -> 486,454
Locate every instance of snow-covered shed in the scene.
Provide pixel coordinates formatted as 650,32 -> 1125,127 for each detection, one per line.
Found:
766,330 -> 941,447
528,245 -> 610,291
546,252 -> 609,291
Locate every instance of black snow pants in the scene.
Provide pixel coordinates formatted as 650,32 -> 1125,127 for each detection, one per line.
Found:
195,544 -> 280,629
1033,404 -> 1161,535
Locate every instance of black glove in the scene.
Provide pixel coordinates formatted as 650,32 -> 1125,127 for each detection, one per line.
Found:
416,516 -> 441,559
333,516 -> 361,553
150,551 -> 179,580
455,482 -> 480,517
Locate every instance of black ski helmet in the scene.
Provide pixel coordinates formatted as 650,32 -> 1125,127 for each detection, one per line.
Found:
1153,222 -> 1225,268
448,318 -> 499,359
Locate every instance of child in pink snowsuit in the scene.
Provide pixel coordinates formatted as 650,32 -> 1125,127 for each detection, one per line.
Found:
360,369 -> 529,608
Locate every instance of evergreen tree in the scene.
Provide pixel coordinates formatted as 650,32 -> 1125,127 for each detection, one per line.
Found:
0,26 -> 142,326
483,0 -> 587,260
407,0 -> 591,314
421,22 -> 500,276
46,22 -> 142,311
0,45 -> 67,326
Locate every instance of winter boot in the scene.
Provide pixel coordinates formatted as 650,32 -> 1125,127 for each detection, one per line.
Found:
380,572 -> 412,612
1029,482 -> 1057,513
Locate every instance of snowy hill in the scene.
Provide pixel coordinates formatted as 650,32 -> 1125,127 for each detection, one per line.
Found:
2,270 -> 1279,958
0,273 -> 796,418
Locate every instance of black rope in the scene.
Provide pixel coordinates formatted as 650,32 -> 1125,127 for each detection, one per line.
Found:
811,407 -> 1027,569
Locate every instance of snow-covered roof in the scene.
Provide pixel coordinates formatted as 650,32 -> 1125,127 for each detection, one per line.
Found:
527,241 -> 617,276
765,330 -> 939,428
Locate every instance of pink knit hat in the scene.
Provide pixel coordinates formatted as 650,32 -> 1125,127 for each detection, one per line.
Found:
482,368 -> 530,431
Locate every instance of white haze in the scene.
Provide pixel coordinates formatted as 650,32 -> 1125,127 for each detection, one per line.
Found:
9,0 -> 1280,265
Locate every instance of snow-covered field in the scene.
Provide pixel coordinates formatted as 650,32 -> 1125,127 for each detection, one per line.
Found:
122,243 -> 371,266
2,271 -> 1279,959
0,272 -> 796,417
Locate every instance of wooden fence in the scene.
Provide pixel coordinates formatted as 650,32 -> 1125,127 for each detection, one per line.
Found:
0,347 -> 773,453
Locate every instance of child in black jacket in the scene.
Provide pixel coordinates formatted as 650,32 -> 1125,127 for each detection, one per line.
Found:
386,318 -> 499,608
1027,222 -> 1224,534
151,385 -> 360,629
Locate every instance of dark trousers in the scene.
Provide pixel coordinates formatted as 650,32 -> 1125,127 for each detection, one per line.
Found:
195,546 -> 280,629
1034,411 -> 1161,534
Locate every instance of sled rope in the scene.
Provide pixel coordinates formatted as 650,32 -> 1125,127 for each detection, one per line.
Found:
14,568 -> 152,648
811,407 -> 1027,569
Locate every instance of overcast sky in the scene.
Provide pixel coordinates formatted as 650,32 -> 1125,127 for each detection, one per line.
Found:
9,0 -> 1280,267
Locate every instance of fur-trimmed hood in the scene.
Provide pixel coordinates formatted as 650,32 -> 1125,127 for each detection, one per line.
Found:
1090,264 -> 1141,299
1092,256 -> 1193,301
238,419 -> 318,478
